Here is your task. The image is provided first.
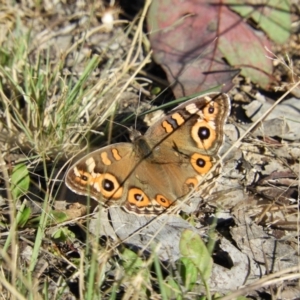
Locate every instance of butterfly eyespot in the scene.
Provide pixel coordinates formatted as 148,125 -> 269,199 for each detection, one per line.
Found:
185,177 -> 199,189
197,157 -> 205,167
208,106 -> 215,114
134,193 -> 144,202
128,188 -> 150,207
74,170 -> 92,184
155,195 -> 171,208
99,173 -> 123,199
203,100 -> 222,121
191,122 -> 216,149
102,178 -> 115,192
191,153 -> 212,174
198,126 -> 210,140
80,174 -> 88,181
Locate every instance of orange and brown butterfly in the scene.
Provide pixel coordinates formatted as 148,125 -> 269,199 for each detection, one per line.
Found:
65,92 -> 230,215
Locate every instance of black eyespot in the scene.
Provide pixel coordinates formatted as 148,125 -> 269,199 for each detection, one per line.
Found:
198,126 -> 210,140
134,193 -> 144,202
197,158 -> 206,168
159,197 -> 166,203
208,106 -> 214,114
81,175 -> 88,181
102,179 -> 114,191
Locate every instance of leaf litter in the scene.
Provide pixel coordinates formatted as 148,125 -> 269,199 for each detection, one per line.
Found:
0,0 -> 299,298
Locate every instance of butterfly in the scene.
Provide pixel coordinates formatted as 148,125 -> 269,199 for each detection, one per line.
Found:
65,92 -> 230,215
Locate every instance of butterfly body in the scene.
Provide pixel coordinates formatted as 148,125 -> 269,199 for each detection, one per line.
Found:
66,93 -> 230,215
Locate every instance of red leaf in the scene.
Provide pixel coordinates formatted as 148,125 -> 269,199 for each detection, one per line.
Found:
218,5 -> 272,89
147,0 -> 273,97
